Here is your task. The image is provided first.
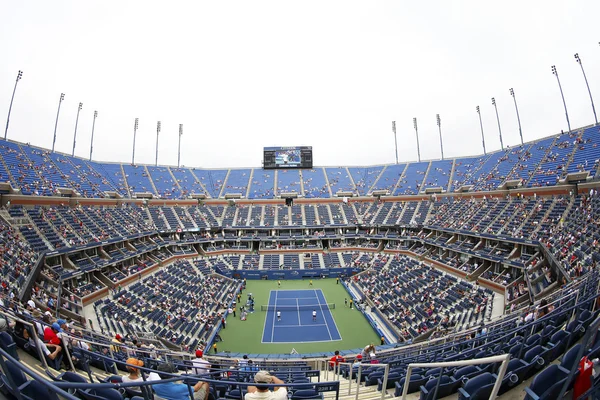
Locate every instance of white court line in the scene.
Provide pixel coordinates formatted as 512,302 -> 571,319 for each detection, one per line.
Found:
262,290 -> 273,342
296,298 -> 302,326
275,324 -> 328,328
270,290 -> 278,341
321,289 -> 343,340
315,289 -> 333,341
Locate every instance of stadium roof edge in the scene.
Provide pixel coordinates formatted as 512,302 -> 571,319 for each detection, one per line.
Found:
3,122 -> 597,170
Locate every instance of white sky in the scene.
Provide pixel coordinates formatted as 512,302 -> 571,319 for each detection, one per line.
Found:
1,1 -> 599,169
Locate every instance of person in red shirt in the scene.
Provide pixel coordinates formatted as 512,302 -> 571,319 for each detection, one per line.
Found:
329,350 -> 345,370
44,322 -> 62,346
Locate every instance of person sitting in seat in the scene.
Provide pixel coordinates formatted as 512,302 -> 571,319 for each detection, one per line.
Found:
122,357 -> 144,390
148,362 -> 209,400
245,371 -> 287,400
23,326 -> 62,362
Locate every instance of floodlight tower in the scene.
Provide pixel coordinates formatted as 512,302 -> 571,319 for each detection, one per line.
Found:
52,93 -> 65,152
392,121 -> 398,164
89,111 -> 98,161
574,53 -> 597,125
509,88 -> 524,145
132,118 -> 138,165
476,106 -> 486,155
72,102 -> 83,156
4,70 -> 23,140
413,117 -> 421,162
491,97 -> 504,150
155,121 -> 161,166
436,114 -> 444,159
551,65 -> 571,132
177,124 -> 183,168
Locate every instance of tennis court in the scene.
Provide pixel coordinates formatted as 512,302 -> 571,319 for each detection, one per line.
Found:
261,289 -> 342,343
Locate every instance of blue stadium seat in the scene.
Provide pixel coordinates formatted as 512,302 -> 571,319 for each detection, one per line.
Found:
457,372 -> 496,400
523,364 -> 570,400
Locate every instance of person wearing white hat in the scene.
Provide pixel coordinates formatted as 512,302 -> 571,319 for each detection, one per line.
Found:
245,371 -> 287,400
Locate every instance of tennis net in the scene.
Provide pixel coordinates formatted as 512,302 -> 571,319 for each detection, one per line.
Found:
260,303 -> 335,312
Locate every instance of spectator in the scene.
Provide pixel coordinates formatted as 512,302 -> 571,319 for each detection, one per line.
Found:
245,371 -> 287,400
43,322 -> 62,346
148,362 -> 209,400
122,357 -> 144,389
329,350 -> 345,370
23,327 -> 62,361
192,350 -> 210,375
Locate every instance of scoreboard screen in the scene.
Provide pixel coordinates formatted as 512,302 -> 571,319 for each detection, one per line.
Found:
263,146 -> 313,169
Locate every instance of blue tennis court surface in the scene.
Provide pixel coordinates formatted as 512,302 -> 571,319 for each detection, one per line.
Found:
262,289 -> 342,343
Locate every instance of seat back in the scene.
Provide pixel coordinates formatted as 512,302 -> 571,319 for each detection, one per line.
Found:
453,365 -> 479,382
59,371 -> 88,383
291,389 -> 322,399
5,360 -> 27,388
560,343 -> 582,371
0,332 -> 19,360
525,364 -> 569,400
461,372 -> 496,398
20,380 -> 60,400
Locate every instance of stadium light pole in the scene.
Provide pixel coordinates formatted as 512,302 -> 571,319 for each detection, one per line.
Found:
476,106 -> 486,155
155,121 -> 161,166
52,93 -> 65,152
4,70 -> 23,140
392,121 -> 398,164
509,88 -> 524,145
89,111 -> 98,161
132,118 -> 138,165
177,124 -> 183,168
551,65 -> 571,133
71,102 -> 83,156
436,114 -> 444,160
413,117 -> 421,162
491,97 -> 504,150
574,53 -> 598,125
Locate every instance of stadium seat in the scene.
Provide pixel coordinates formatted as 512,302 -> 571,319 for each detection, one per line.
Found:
497,358 -> 531,395
57,371 -> 89,398
393,374 -> 427,397
524,364 -> 570,400
419,375 -> 458,400
452,365 -> 481,383
377,371 -> 401,391
80,387 -> 124,400
20,380 -> 60,400
0,360 -> 27,397
291,389 -> 323,399
0,332 -> 19,360
457,372 -> 496,400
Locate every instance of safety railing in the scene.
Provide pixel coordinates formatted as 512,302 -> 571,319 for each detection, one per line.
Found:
330,361 -> 390,400
401,354 -> 510,400
0,343 -> 341,400
0,309 -> 76,372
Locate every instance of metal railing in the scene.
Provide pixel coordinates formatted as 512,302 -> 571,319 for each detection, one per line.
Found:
401,354 -> 510,400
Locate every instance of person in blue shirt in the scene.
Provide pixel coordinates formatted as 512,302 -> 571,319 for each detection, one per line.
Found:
149,362 -> 209,400
241,359 -> 259,372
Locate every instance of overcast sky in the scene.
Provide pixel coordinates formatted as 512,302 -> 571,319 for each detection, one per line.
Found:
1,1 -> 599,169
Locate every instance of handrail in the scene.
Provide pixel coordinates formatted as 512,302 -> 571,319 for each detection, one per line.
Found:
401,354 -> 510,400
0,308 -> 55,371
334,361 -> 389,400
0,343 -> 79,400
56,347 -> 342,400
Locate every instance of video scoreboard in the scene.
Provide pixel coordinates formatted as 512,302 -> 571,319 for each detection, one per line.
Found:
263,146 -> 313,169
